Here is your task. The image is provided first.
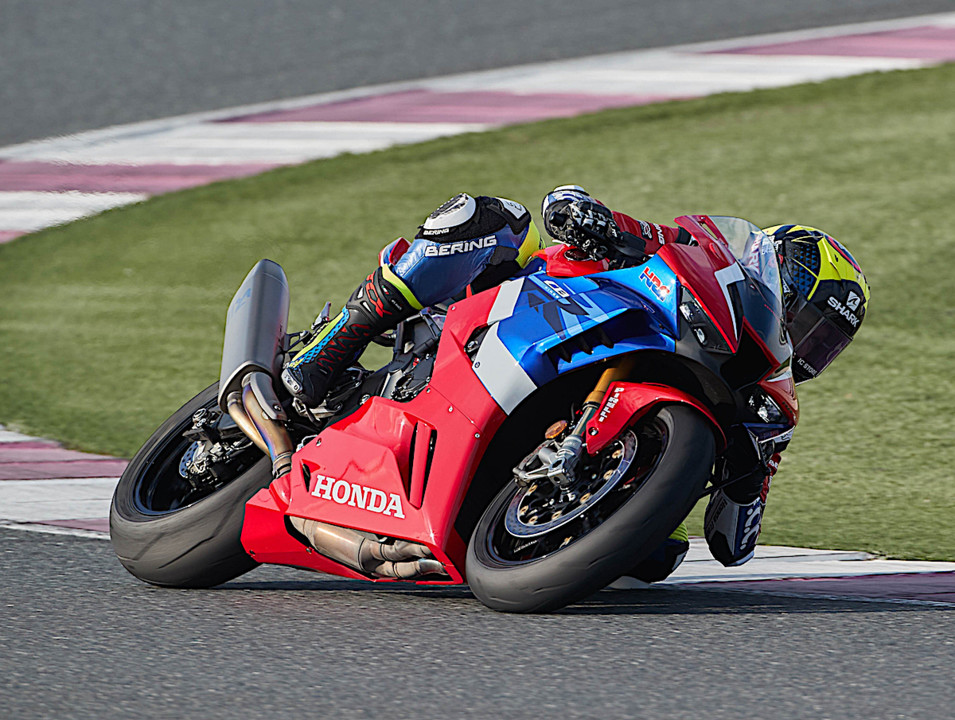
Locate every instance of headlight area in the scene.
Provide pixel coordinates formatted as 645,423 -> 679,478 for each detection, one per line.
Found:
747,386 -> 787,424
679,287 -> 731,354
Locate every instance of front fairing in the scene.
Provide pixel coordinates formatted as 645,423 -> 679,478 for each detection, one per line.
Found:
478,216 -> 795,428
675,215 -> 790,366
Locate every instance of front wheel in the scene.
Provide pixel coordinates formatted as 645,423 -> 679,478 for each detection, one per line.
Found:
110,383 -> 272,588
466,405 -> 714,613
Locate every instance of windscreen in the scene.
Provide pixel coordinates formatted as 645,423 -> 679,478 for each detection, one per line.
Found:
708,216 -> 783,304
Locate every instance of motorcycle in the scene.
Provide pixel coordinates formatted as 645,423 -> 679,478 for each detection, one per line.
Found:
110,215 -> 797,613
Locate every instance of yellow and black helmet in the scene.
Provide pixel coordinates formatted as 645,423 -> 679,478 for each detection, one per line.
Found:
763,225 -> 870,383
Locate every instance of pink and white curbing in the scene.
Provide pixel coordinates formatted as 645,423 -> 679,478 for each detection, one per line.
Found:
0,12 -> 952,242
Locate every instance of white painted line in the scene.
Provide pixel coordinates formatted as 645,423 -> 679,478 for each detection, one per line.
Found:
663,11 -> 955,53
659,538 -> 955,584
0,520 -> 109,540
423,51 -> 922,96
0,12 -> 949,167
667,558 -> 955,584
683,539 -> 872,562
0,191 -> 146,231
0,122 -> 489,165
0,426 -> 43,443
0,477 -> 118,523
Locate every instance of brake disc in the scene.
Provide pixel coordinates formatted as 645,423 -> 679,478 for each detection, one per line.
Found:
503,430 -> 637,538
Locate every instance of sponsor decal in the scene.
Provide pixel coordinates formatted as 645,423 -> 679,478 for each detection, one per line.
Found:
230,287 -> 252,315
530,275 -> 574,303
846,290 -> 861,311
541,279 -> 570,299
597,385 -> 626,423
640,267 -> 672,301
651,223 -> 666,246
310,474 -> 406,519
795,355 -> 818,377
827,295 -> 860,328
420,226 -> 452,237
424,235 -> 498,257
638,220 -> 653,239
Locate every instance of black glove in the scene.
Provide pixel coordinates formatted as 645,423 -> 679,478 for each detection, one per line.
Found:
545,199 -> 647,263
544,199 -> 619,260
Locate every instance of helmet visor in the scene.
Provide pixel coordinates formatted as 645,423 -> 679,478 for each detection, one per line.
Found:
789,297 -> 852,382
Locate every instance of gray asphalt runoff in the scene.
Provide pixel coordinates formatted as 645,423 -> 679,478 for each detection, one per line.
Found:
2,0 -> 954,146
2,529 -> 953,719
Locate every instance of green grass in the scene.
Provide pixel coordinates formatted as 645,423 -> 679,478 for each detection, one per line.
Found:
2,65 -> 953,559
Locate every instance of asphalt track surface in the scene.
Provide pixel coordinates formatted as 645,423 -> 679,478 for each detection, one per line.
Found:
2,529 -> 954,719
2,0 -> 954,145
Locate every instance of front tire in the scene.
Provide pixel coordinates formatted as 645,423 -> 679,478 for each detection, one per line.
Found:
466,405 -> 714,613
110,383 -> 273,588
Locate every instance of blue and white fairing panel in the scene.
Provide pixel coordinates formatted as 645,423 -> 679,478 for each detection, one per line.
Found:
471,256 -> 680,413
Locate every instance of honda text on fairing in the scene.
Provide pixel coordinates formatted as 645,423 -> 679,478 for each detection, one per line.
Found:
110,215 -> 798,613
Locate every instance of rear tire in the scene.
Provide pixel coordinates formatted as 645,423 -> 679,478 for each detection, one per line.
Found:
110,383 -> 273,588
466,405 -> 714,613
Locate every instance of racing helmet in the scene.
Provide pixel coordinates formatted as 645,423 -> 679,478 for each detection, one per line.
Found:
763,225 -> 870,383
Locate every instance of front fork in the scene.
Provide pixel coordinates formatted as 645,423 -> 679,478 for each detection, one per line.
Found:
529,356 -> 635,488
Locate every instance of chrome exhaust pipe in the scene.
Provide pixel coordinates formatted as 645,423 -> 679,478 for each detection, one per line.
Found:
226,391 -> 269,454
289,516 -> 447,579
241,373 -> 293,478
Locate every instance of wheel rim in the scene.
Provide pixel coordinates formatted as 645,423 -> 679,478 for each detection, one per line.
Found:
132,403 -> 258,515
503,431 -> 637,538
486,417 -> 670,565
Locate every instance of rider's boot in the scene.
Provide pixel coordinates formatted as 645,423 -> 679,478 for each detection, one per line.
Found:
704,474 -> 772,567
608,521 -> 690,589
281,267 -> 417,407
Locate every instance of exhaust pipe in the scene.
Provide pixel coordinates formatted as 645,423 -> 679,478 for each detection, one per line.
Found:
289,516 -> 447,579
229,371 -> 293,478
226,391 -> 269,455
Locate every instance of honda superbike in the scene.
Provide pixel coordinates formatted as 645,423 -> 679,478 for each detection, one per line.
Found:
110,215 -> 797,613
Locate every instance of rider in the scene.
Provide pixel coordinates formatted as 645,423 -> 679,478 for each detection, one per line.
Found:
281,187 -> 870,582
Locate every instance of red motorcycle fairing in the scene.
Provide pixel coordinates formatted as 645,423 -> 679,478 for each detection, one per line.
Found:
584,381 -> 726,455
241,287 -> 507,584
666,215 -> 748,351
536,245 -> 610,277
757,362 -> 799,425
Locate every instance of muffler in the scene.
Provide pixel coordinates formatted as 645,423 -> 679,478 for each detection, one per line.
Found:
219,259 -> 295,477
289,516 -> 447,579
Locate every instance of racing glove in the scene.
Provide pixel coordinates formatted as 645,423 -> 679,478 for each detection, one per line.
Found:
542,187 -> 646,263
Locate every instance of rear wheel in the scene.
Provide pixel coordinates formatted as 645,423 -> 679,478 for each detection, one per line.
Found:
110,383 -> 272,588
466,405 -> 714,613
